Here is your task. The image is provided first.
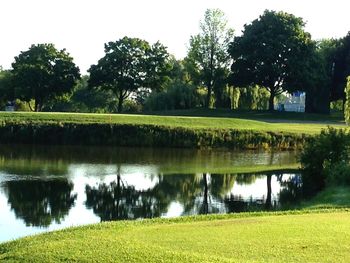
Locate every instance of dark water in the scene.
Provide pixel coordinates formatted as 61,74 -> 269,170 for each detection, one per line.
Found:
0,145 -> 301,243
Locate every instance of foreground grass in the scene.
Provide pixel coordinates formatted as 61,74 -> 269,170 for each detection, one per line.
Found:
0,111 -> 344,135
1,210 -> 350,262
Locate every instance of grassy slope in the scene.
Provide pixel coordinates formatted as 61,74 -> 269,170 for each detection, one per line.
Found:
1,210 -> 350,262
0,111 -> 345,135
302,186 -> 350,209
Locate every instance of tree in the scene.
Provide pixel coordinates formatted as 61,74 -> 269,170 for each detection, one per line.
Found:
331,32 -> 350,102
229,10 -> 314,111
11,44 -> 80,112
0,69 -> 14,108
88,37 -> 171,112
44,75 -> 118,113
302,41 -> 332,113
144,42 -> 172,92
186,9 -> 234,108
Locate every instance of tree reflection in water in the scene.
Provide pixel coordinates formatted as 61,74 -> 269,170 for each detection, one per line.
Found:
84,172 -> 287,220
3,180 -> 76,227
85,175 -> 170,221
2,172 -> 304,227
277,173 -> 303,208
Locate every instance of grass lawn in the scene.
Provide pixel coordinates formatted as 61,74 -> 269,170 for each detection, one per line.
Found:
1,209 -> 350,262
150,108 -> 345,123
0,111 -> 345,135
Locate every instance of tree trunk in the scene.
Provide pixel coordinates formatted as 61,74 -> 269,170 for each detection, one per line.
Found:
265,174 -> 272,210
28,102 -> 35,112
116,174 -> 121,219
202,173 -> 209,214
117,92 -> 124,113
268,90 -> 275,111
34,100 -> 41,112
305,91 -> 315,113
206,84 -> 212,109
305,89 -> 330,114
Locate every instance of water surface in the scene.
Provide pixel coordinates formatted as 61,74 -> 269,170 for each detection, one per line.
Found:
0,145 -> 301,243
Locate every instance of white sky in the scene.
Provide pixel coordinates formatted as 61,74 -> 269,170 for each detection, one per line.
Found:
1,0 -> 349,73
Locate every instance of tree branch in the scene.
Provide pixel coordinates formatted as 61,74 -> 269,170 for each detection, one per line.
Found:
27,101 -> 34,112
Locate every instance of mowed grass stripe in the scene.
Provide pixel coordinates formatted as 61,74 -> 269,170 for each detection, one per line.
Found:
0,112 -> 344,134
1,210 -> 350,262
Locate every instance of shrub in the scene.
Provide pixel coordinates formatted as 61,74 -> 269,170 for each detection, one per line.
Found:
0,121 -> 307,150
300,127 -> 350,194
122,100 -> 142,113
325,162 -> 350,186
144,81 -> 199,111
237,86 -> 269,110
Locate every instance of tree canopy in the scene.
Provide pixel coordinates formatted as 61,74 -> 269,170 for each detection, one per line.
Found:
229,10 -> 314,111
88,37 -> 171,113
331,32 -> 350,102
186,8 -> 234,108
11,44 -> 80,111
0,69 -> 14,107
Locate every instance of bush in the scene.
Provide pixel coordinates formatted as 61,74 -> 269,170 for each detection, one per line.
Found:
122,100 -> 142,113
15,99 -> 33,111
325,162 -> 350,186
144,81 -> 199,111
300,127 -> 350,194
0,121 -> 307,150
42,76 -> 119,113
237,86 -> 269,110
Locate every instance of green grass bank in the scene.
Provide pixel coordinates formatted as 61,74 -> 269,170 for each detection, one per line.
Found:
1,209 -> 349,262
0,111 -> 344,149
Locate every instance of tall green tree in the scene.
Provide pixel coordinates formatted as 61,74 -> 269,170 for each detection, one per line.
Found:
331,32 -> 350,102
144,41 -> 172,92
0,69 -> 14,108
302,41 -> 333,113
44,75 -> 118,113
88,37 -> 171,112
186,9 -> 234,108
11,44 -> 80,112
229,10 -> 314,111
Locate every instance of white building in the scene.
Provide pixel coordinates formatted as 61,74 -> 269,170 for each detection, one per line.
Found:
276,91 -> 305,112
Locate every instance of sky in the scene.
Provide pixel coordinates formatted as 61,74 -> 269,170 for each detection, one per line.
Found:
1,0 -> 349,73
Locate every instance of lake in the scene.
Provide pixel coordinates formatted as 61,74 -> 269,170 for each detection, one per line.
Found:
0,145 -> 301,243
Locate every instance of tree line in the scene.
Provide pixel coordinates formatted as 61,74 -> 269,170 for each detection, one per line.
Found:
0,9 -> 349,113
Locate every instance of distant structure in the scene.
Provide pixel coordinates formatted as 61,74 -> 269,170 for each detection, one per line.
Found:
276,91 -> 305,112
5,101 -> 15,112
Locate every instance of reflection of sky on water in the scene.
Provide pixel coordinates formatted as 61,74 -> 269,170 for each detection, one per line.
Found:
68,164 -> 160,179
162,202 -> 183,218
231,175 -> 292,201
